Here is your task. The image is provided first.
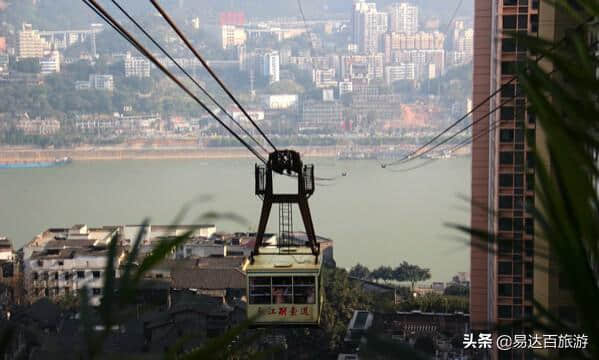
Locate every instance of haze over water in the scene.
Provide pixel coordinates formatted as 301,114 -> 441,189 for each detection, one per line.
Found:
0,157 -> 470,281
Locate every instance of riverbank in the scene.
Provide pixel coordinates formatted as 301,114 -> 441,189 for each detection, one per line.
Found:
0,146 -> 341,162
0,144 -> 471,162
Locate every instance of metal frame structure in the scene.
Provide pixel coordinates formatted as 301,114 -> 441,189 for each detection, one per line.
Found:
252,150 -> 320,263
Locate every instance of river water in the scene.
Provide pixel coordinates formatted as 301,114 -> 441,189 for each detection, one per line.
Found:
0,157 -> 470,281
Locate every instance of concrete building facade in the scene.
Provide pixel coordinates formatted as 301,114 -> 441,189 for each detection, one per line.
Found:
470,1 -> 578,355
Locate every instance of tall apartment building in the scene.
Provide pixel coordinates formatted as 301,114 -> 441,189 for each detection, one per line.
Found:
124,52 -> 151,77
221,25 -> 247,50
471,0 -> 578,352
18,23 -> 47,59
39,50 -> 60,74
387,2 -> 419,34
262,51 -> 280,84
353,1 -> 388,54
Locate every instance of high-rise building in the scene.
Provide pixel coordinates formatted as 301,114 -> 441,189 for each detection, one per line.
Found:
353,1 -> 388,54
18,23 -> 47,59
221,25 -> 247,50
39,50 -> 60,74
124,52 -> 150,78
387,2 -> 419,34
262,51 -> 280,84
471,0 -> 577,347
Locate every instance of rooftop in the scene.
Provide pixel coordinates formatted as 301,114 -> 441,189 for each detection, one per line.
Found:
244,246 -> 322,272
26,225 -> 118,250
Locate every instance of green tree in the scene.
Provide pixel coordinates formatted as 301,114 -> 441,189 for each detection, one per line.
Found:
371,265 -> 394,283
393,261 -> 431,292
348,263 -> 371,280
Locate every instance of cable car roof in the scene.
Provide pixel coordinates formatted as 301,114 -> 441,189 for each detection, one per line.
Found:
244,246 -> 321,272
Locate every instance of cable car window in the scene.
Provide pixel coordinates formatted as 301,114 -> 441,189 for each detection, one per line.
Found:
272,276 -> 293,304
249,276 -> 271,304
293,276 -> 316,304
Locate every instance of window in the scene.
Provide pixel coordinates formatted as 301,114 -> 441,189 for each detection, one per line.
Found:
503,15 -> 517,29
501,84 -> 515,97
249,275 -> 317,305
500,129 -> 514,143
515,174 -> 524,188
54,272 -> 59,280
498,283 -> 512,297
499,152 -> 514,165
272,277 -> 293,304
499,218 -> 513,231
504,0 -> 517,5
524,284 -> 533,300
526,152 -> 535,169
501,61 -> 518,75
525,218 -> 534,236
531,14 -> 539,32
525,262 -> 533,278
33,272 -> 38,280
514,152 -> 524,165
499,196 -> 513,209
514,218 -> 523,231
514,261 -> 523,275
498,261 -> 513,275
92,271 -> 101,278
500,173 -> 513,187
513,284 -> 522,297
518,15 -> 528,29
156,273 -> 163,278
58,261 -> 64,266
525,240 -> 534,257
92,288 -> 101,295
499,239 -> 512,255
515,129 -> 524,143
502,38 -> 516,52
293,276 -> 316,304
527,130 -> 536,146
526,174 -> 534,191
525,197 -> 534,215
500,106 -> 515,121
514,306 -> 522,319
498,305 -> 512,318
64,272 -> 70,280
249,276 -> 271,304
77,271 -> 85,279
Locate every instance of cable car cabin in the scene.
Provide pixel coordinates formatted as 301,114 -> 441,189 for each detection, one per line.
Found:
244,246 -> 323,326
247,150 -> 323,326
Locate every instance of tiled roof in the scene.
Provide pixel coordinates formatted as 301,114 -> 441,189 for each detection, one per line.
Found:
171,268 -> 246,290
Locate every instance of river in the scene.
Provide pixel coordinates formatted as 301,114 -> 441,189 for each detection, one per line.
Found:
0,157 -> 471,281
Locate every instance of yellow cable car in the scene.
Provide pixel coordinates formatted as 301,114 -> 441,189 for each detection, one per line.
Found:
244,247 -> 323,326
246,150 -> 323,326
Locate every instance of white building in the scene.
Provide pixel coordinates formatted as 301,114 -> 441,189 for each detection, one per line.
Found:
263,94 -> 298,109
0,237 -> 13,261
77,74 -> 114,91
387,2 -> 419,34
39,50 -> 60,74
221,25 -> 247,49
18,23 -> 48,59
353,1 -> 388,54
262,51 -> 280,84
23,224 -> 122,305
124,52 -> 150,77
322,88 -> 335,102
90,74 -> 114,91
384,63 -> 416,84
